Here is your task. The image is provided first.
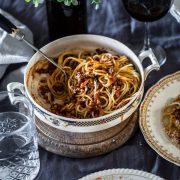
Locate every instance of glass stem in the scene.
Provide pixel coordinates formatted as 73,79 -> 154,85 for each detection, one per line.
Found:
143,22 -> 150,50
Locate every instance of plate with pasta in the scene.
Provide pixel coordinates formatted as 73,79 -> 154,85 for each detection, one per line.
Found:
140,71 -> 180,166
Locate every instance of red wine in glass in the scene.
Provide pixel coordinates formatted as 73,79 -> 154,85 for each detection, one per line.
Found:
123,0 -> 174,21
122,0 -> 174,66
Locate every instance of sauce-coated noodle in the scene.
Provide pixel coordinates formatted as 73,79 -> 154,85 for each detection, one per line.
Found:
32,49 -> 141,119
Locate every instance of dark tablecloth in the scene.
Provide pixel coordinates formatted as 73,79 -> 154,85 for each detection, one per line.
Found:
0,0 -> 179,180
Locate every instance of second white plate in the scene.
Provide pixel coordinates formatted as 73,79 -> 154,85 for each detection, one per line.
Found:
139,71 -> 180,166
79,169 -> 164,180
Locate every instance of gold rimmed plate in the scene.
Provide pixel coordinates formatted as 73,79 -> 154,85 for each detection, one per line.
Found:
79,169 -> 164,180
139,71 -> 180,166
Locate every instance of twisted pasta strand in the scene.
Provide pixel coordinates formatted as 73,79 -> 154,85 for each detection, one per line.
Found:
36,49 -> 140,118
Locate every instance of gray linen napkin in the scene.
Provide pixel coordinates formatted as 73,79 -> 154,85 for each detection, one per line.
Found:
0,9 -> 34,80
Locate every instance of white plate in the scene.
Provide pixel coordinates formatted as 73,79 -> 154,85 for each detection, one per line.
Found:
79,169 -> 164,180
170,0 -> 180,23
139,71 -> 180,166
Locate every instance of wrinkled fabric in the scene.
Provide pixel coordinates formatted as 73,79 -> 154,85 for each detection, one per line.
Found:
0,9 -> 33,80
0,0 -> 179,180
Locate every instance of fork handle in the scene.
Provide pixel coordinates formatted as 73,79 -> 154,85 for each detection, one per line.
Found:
0,13 -> 18,34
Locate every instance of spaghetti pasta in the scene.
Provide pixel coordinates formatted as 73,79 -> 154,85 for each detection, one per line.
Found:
32,49 -> 140,119
162,95 -> 180,148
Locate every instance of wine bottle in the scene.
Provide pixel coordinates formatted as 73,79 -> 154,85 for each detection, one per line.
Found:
46,0 -> 87,41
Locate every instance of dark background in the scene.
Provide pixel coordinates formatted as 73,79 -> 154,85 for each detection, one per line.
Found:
0,0 -> 179,180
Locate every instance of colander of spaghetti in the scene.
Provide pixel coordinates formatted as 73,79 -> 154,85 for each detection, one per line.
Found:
7,35 -> 159,132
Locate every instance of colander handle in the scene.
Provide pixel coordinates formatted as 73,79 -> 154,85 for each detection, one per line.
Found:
138,49 -> 160,80
7,82 -> 26,105
7,82 -> 26,96
7,82 -> 33,117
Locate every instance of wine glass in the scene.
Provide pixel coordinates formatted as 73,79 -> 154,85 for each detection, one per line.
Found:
122,0 -> 174,66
